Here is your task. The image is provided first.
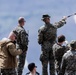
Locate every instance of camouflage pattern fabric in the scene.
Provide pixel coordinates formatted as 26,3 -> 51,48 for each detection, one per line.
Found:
0,69 -> 17,75
13,26 -> 29,50
58,50 -> 76,75
53,43 -> 68,74
17,50 -> 27,75
38,20 -> 66,75
13,25 -> 28,75
40,42 -> 55,75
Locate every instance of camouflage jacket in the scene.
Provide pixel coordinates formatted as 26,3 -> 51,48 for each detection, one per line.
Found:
53,43 -> 68,62
38,20 -> 66,45
53,43 -> 68,70
13,25 -> 29,50
59,50 -> 76,75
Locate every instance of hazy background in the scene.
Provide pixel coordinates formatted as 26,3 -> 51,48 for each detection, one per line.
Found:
0,0 -> 76,75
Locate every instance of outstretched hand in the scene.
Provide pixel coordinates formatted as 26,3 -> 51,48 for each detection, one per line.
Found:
62,16 -> 67,21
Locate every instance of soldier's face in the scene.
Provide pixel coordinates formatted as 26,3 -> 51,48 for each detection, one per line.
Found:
44,18 -> 50,23
33,67 -> 36,72
21,21 -> 26,26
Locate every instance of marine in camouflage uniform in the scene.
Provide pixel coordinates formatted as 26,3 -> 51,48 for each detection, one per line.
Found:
58,40 -> 76,75
0,32 -> 22,75
38,14 -> 67,75
13,17 -> 29,75
53,35 -> 69,74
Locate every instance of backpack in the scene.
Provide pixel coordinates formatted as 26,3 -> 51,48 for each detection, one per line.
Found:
0,40 -> 12,52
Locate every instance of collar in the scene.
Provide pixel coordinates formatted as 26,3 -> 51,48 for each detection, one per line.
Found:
18,25 -> 23,28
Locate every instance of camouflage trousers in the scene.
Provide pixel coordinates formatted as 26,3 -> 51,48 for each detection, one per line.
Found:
0,68 -> 17,75
17,50 -> 27,75
55,60 -> 61,75
40,47 -> 55,75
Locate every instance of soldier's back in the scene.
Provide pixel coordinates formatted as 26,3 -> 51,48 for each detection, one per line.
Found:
53,43 -> 66,60
63,50 -> 76,75
15,25 -> 25,33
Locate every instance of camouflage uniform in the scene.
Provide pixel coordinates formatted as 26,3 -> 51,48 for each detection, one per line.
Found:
58,50 -> 76,75
0,69 -> 17,75
38,17 -> 66,75
53,43 -> 68,74
58,40 -> 76,75
13,25 -> 29,75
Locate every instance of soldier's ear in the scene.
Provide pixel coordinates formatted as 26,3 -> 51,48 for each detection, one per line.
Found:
42,19 -> 46,22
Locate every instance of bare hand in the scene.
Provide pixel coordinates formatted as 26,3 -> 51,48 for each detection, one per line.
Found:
62,16 -> 67,20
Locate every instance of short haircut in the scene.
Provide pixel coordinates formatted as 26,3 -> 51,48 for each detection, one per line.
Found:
28,63 -> 37,72
58,35 -> 65,42
18,17 -> 25,24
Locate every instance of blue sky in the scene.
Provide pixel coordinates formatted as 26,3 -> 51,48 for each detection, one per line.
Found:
0,0 -> 76,75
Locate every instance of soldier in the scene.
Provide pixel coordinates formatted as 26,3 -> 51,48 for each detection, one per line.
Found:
13,17 -> 29,75
26,63 -> 40,75
0,32 -> 22,75
38,14 -> 67,75
58,40 -> 76,75
53,35 -> 68,74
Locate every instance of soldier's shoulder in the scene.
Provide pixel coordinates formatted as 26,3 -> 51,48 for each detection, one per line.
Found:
53,43 -> 61,49
7,42 -> 13,45
38,25 -> 45,32
53,43 -> 62,52
15,26 -> 24,30
39,25 -> 45,30
0,39 -> 14,49
14,26 -> 25,34
0,38 -> 11,45
0,40 -> 6,46
63,50 -> 71,58
53,43 -> 57,48
53,43 -> 57,46
6,41 -> 14,47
